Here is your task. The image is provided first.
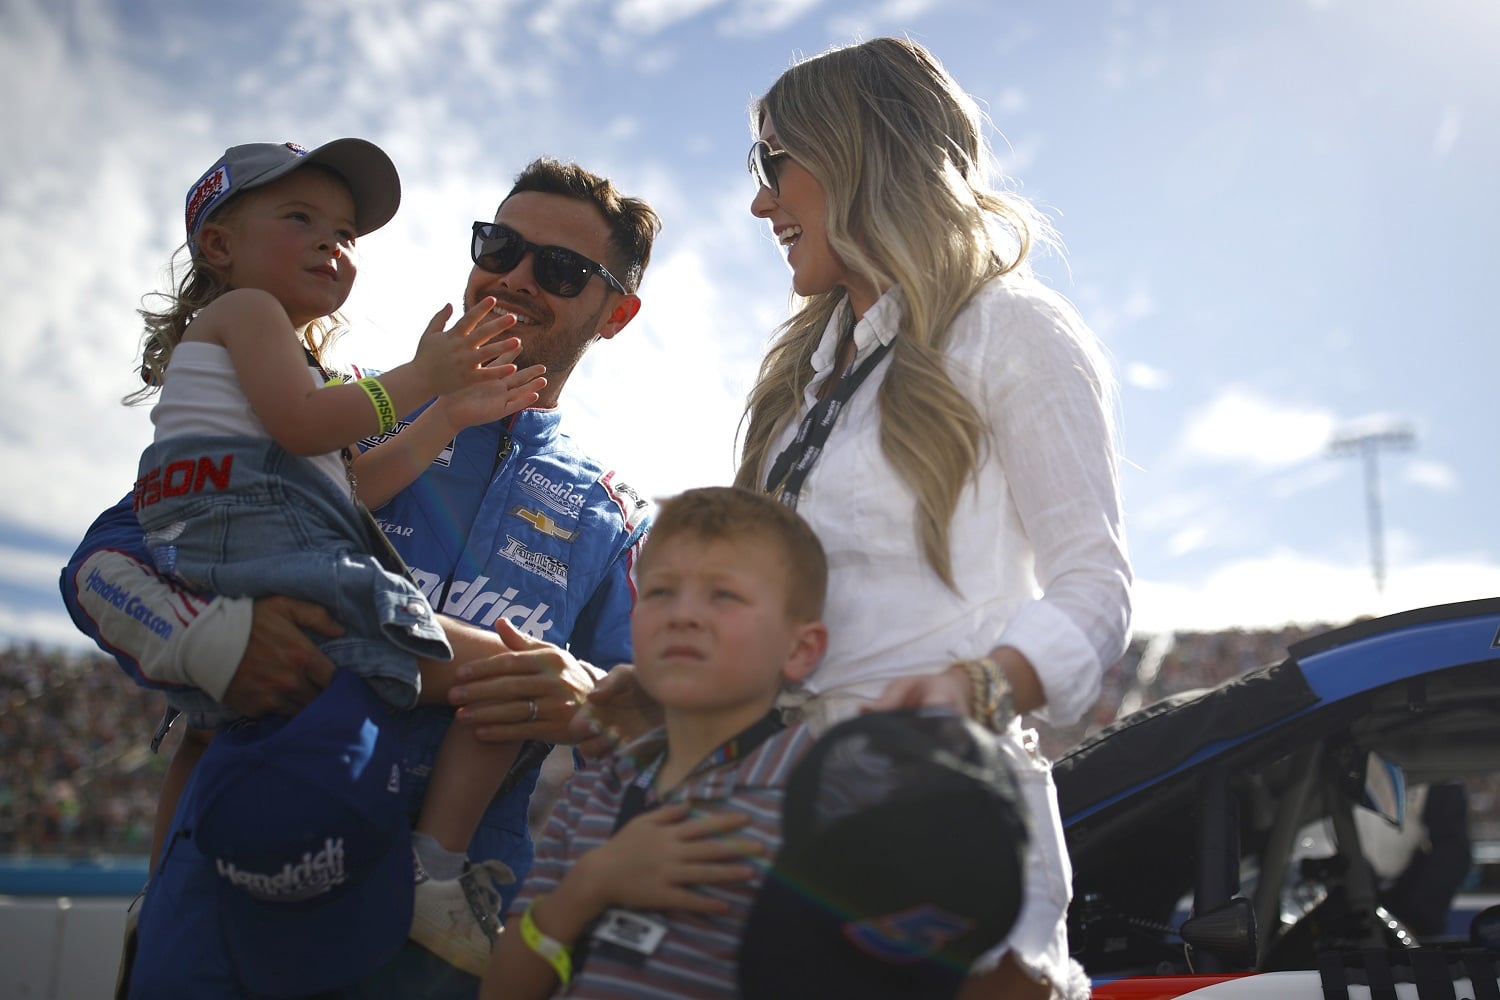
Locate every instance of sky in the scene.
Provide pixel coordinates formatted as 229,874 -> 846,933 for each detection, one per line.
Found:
2,0 -> 1497,652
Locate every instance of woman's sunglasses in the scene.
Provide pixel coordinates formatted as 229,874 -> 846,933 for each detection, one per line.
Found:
470,222 -> 626,298
747,140 -> 792,196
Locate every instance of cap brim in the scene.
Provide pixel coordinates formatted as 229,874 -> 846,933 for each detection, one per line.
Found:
219,820 -> 414,997
291,137 -> 401,237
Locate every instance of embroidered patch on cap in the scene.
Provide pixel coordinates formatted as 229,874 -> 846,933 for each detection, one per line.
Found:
185,164 -> 231,240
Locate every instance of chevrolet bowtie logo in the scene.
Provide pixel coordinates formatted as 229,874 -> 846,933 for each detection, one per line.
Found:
511,506 -> 578,542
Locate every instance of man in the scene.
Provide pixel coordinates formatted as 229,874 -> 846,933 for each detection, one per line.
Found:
60,157 -> 661,998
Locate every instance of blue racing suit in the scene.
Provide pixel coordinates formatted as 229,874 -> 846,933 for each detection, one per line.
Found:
60,404 -> 650,998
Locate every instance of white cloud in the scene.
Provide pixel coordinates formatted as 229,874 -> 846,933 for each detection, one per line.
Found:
993,87 -> 1026,115
0,604 -> 97,652
721,0 -> 822,37
1179,389 -> 1335,467
1125,361 -> 1169,390
1132,551 -> 1500,636
1405,460 -> 1458,493
0,545 -> 70,591
1166,524 -> 1208,557
617,0 -> 726,35
1433,106 -> 1461,158
828,0 -> 941,40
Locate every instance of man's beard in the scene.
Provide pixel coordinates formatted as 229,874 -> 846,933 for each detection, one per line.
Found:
464,288 -> 608,381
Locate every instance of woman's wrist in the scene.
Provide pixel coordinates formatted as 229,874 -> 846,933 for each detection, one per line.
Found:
954,654 -> 1019,732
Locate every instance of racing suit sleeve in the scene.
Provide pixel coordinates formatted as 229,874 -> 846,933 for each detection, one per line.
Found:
565,518 -> 649,672
59,494 -> 252,700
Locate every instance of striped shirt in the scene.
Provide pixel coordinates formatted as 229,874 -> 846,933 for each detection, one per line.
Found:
509,722 -> 816,998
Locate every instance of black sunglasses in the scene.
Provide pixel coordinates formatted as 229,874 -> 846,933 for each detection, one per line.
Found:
747,140 -> 792,196
470,222 -> 626,298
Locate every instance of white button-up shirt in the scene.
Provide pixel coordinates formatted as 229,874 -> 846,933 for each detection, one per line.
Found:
763,278 -> 1132,728
762,279 -> 1131,996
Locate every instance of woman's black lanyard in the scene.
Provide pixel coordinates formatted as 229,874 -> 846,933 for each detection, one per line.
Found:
763,339 -> 892,511
611,710 -> 786,834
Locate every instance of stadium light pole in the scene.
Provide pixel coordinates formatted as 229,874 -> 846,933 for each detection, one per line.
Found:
1327,422 -> 1415,594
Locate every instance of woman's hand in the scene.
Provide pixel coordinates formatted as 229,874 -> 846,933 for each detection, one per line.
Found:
566,663 -> 664,759
866,664 -> 974,717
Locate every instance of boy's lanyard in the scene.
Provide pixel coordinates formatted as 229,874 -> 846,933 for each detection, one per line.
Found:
611,710 -> 786,834
763,339 -> 892,511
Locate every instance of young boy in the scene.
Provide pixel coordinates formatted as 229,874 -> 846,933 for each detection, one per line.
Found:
480,485 -> 828,998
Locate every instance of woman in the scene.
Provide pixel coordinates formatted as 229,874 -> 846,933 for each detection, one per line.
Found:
737,37 -> 1131,999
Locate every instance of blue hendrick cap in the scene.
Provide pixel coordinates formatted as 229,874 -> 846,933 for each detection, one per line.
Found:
187,670 -> 414,997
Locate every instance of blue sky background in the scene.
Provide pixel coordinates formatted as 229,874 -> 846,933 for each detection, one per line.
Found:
3,0 -> 1497,649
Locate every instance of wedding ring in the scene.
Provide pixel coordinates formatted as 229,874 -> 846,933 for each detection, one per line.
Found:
526,698 -> 538,722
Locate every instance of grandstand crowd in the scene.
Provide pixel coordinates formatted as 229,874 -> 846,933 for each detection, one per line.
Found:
5,621 -> 1498,856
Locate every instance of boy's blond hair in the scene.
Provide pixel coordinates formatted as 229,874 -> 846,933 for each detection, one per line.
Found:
641,487 -> 827,621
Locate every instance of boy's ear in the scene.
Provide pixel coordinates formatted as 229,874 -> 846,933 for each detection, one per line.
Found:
196,223 -> 234,268
781,620 -> 828,686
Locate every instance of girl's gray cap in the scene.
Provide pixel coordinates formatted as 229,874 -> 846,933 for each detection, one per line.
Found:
184,138 -> 400,247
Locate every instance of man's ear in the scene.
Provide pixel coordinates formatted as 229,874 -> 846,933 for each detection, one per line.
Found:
782,620 -> 829,686
596,293 -> 641,341
196,223 -> 234,269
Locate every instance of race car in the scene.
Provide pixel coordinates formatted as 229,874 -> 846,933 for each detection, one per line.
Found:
1055,599 -> 1500,999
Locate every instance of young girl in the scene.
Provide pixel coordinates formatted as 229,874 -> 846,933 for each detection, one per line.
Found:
131,138 -> 547,975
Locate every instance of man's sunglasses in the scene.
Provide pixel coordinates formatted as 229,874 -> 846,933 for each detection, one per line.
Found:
748,140 -> 792,196
470,222 -> 626,298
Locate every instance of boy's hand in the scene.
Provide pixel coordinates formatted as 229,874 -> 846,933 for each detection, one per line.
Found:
568,804 -> 764,915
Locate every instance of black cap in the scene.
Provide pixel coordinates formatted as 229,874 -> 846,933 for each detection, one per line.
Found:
738,708 -> 1029,999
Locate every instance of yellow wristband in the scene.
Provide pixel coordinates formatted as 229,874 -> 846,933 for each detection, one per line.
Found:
520,899 -> 572,986
356,377 -> 397,434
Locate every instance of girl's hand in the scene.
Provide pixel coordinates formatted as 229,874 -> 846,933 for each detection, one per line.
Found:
412,297 -> 535,396
429,363 -> 547,436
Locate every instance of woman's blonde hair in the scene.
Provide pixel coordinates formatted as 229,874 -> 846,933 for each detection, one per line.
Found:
127,178 -> 342,404
735,36 -> 1053,588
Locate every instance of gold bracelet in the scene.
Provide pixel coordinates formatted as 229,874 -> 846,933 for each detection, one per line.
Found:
355,376 -> 397,434
974,653 -> 1019,731
520,898 -> 573,986
957,659 -> 995,723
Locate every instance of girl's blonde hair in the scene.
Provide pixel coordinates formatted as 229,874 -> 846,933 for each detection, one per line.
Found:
735,36 -> 1054,588
127,177 -> 342,404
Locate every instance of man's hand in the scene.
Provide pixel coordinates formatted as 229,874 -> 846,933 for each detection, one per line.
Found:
219,596 -> 341,718
449,619 -> 599,744
565,663 -> 663,759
